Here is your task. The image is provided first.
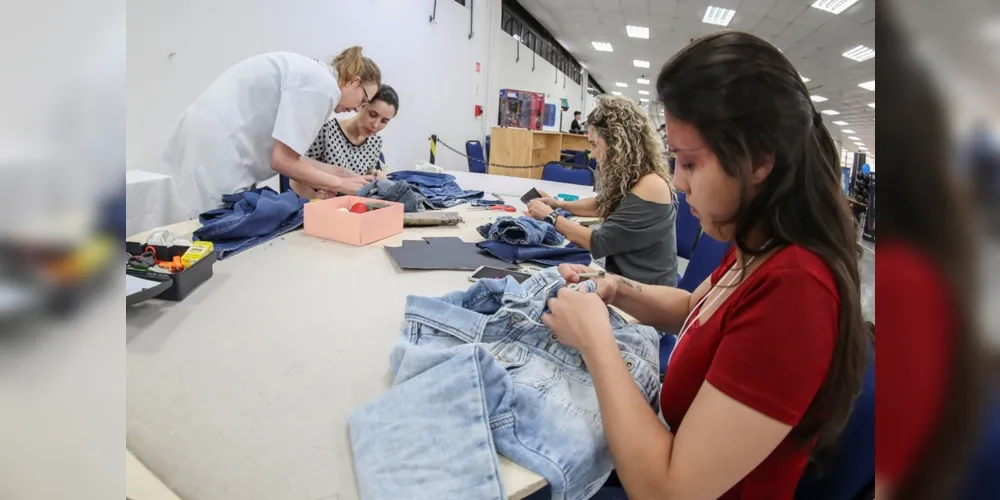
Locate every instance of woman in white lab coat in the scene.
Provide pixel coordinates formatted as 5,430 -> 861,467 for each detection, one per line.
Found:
163,46 -> 382,216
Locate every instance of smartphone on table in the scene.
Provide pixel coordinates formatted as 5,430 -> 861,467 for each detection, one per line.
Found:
520,188 -> 543,204
469,266 -> 533,283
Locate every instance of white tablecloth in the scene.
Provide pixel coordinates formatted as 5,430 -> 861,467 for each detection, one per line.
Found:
126,170 -> 188,237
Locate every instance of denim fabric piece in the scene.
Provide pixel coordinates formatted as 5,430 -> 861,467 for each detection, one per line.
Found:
387,170 -> 484,209
193,187 -> 307,259
349,268 -> 660,500
477,240 -> 592,267
356,179 -> 426,213
476,216 -> 564,246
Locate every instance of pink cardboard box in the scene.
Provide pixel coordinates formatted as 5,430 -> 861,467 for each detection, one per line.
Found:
303,196 -> 404,246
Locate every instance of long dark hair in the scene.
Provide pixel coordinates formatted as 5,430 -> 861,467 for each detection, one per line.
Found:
656,32 -> 869,457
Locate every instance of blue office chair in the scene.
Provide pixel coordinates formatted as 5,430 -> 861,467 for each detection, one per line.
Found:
466,140 -> 487,174
795,343 -> 876,500
485,135 -> 491,163
542,162 -> 593,186
279,174 -> 291,193
676,233 -> 730,293
675,192 -> 701,260
960,390 -> 1000,499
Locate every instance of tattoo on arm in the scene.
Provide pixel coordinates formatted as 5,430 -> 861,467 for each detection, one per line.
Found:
619,276 -> 643,292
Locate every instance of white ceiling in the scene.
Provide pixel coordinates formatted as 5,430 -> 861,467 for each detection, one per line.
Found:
517,0 -> 876,155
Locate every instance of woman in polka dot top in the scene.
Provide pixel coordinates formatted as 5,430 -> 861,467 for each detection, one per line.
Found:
292,85 -> 399,199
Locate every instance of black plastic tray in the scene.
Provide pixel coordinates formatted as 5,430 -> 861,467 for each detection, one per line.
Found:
125,242 -> 216,301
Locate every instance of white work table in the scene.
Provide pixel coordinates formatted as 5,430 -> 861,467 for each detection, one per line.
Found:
125,173 -> 594,500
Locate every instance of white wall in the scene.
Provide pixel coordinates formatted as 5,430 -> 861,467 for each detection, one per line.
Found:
127,0 -> 501,173
485,33 -> 584,134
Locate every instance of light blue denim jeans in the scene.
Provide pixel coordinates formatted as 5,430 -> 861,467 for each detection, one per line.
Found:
476,215 -> 564,246
349,268 -> 660,500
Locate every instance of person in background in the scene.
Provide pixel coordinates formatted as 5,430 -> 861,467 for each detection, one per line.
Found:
291,84 -> 400,199
163,46 -> 381,216
525,95 -> 678,287
542,32 -> 869,499
569,111 -> 584,134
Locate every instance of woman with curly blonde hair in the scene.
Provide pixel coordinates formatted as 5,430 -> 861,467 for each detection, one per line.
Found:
526,95 -> 679,286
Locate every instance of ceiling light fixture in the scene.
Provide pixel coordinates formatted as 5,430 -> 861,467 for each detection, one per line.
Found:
616,82 -> 628,88
633,59 -> 650,68
821,109 -> 841,115
842,129 -> 856,133
833,121 -> 849,126
868,102 -> 875,109
810,0 -> 860,15
848,136 -> 860,140
801,76 -> 811,83
638,90 -> 650,95
591,41 -> 614,52
626,25 -> 649,39
611,91 -> 622,96
702,6 -> 736,27
854,141 -> 865,145
640,98 -> 650,102
811,95 -> 829,102
637,78 -> 650,85
843,45 -> 875,62
858,80 -> 875,91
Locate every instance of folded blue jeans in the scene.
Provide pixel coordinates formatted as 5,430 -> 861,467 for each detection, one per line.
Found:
387,170 -> 484,209
477,240 -> 592,266
193,187 -> 307,259
477,216 -> 564,246
349,268 -> 661,500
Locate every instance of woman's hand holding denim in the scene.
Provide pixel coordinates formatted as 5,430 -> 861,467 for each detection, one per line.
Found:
543,287 -> 615,353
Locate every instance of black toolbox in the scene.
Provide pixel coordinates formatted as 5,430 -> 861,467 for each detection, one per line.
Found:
125,242 -> 216,301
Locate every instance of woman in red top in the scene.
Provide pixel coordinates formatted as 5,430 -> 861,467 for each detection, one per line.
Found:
542,31 -> 870,499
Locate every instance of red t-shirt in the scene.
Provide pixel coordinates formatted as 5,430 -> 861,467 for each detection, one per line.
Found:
875,241 -> 952,484
660,245 -> 839,499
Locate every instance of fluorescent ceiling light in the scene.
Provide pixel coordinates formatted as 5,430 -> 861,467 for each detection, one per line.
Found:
842,129 -> 856,133
833,120 -> 849,126
637,78 -> 650,85
638,90 -> 650,95
811,95 -> 829,102
821,109 -> 841,115
591,41 -> 614,52
633,59 -> 650,68
612,91 -> 622,96
801,76 -> 811,83
868,102 -> 875,108
702,6 -> 736,27
858,80 -> 875,91
626,25 -> 649,39
848,136 -> 860,140
854,141 -> 864,144
843,45 -> 875,62
615,82 -> 628,88
640,98 -> 650,102
811,0 -> 860,15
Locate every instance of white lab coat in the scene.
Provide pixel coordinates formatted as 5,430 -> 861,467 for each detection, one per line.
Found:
163,52 -> 342,216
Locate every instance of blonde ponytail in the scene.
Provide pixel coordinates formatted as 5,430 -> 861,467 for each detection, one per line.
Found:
330,46 -> 382,87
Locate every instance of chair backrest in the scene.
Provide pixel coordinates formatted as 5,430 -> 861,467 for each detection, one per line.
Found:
676,233 -> 729,293
379,152 -> 385,166
279,174 -> 291,194
541,162 -> 593,186
960,391 -> 1000,499
485,135 -> 491,163
795,345 -> 876,500
466,140 -> 487,174
675,192 -> 701,260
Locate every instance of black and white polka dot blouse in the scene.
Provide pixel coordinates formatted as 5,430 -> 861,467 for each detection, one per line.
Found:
305,119 -> 383,175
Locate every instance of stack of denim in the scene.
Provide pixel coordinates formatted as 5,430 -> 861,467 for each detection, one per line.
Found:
194,187 -> 307,259
356,179 -> 427,213
387,170 -> 484,209
476,216 -> 564,246
349,268 -> 661,500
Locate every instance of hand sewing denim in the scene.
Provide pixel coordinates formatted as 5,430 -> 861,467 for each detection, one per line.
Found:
349,267 -> 660,500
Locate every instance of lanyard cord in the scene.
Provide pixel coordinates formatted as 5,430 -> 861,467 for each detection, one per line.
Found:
665,252 -> 761,368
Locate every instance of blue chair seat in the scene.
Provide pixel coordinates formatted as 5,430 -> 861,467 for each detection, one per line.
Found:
541,162 -> 593,186
675,192 -> 701,260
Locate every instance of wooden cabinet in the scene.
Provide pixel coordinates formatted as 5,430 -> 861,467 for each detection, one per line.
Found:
488,127 -> 590,179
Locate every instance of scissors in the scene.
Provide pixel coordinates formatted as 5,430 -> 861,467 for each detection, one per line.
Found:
470,205 -> 516,212
127,246 -> 159,269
